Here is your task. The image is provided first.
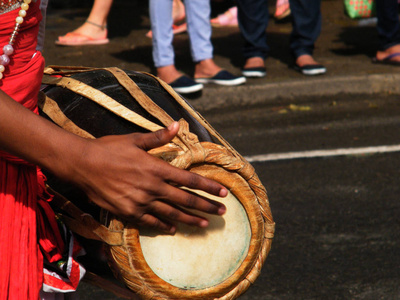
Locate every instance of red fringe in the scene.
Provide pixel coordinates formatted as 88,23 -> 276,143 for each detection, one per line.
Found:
0,160 -> 43,299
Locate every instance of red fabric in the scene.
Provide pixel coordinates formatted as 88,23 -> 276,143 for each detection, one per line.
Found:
0,1 -> 49,299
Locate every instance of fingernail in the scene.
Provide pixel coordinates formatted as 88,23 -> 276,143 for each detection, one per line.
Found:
218,206 -> 226,215
199,220 -> 208,227
169,226 -> 176,234
167,121 -> 177,131
219,188 -> 228,197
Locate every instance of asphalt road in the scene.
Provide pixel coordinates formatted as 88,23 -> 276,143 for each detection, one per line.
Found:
74,91 -> 400,300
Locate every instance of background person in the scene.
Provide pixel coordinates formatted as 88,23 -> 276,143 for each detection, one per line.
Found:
149,0 -> 246,94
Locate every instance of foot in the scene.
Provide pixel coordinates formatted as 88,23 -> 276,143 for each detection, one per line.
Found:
157,65 -> 183,84
375,44 -> 400,64
296,54 -> 320,67
274,0 -> 291,20
242,57 -> 266,77
58,20 -> 108,42
194,59 -> 222,79
211,6 -> 238,27
294,54 -> 326,75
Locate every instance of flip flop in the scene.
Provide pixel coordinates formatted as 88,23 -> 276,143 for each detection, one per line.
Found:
211,6 -> 238,27
372,53 -> 400,66
55,32 -> 109,46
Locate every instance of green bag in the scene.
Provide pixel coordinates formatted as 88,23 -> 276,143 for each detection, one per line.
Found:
344,0 -> 376,19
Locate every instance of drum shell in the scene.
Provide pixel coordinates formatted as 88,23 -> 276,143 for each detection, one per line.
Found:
41,69 -> 212,216
40,68 -> 274,300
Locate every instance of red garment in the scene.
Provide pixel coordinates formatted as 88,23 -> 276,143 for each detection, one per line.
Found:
0,1 -> 49,299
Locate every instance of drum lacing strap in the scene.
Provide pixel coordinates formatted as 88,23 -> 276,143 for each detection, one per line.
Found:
42,66 -> 206,162
38,91 -> 95,139
47,185 -> 124,246
102,67 -> 197,154
41,74 -> 164,133
145,72 -> 244,158
43,66 -> 241,162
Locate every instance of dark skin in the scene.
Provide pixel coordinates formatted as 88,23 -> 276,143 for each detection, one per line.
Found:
0,90 -> 227,234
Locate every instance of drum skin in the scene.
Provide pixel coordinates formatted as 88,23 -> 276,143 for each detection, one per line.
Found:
40,67 -> 275,300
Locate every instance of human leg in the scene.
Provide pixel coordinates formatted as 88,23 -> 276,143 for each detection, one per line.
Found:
185,0 -> 244,85
149,0 -> 178,81
236,0 -> 269,77
185,0 -> 215,73
373,0 -> 400,64
55,0 -> 112,46
146,0 -> 187,39
289,0 -> 321,58
150,0 -> 203,93
289,0 -> 325,74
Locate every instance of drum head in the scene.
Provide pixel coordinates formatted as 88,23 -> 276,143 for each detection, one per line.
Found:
139,189 -> 251,289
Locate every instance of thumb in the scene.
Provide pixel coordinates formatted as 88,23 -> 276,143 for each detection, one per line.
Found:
136,121 -> 179,151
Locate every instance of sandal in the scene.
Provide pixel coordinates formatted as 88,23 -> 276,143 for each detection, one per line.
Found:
211,6 -> 238,27
55,20 -> 109,46
372,52 -> 400,66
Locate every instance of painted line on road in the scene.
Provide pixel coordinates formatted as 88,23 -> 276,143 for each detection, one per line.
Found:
245,145 -> 400,163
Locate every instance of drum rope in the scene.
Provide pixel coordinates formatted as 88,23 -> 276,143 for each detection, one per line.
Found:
41,74 -> 164,133
38,91 -> 95,139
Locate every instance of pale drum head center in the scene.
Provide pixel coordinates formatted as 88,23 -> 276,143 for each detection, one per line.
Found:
139,190 -> 251,289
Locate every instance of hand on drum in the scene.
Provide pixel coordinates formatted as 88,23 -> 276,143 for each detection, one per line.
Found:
73,122 -> 228,234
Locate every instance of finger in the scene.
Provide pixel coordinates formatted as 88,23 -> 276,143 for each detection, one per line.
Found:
161,166 -> 228,198
135,121 -> 179,151
162,183 -> 226,215
150,200 -> 210,228
136,213 -> 176,234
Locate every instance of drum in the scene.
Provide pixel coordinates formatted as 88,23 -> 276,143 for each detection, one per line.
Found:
39,66 -> 275,300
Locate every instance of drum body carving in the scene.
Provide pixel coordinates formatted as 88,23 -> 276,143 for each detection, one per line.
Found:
39,66 -> 275,300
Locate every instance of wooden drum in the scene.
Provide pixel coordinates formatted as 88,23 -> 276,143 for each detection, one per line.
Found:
39,66 -> 275,300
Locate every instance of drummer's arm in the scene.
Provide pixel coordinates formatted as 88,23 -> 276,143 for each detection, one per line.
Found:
0,90 -> 227,233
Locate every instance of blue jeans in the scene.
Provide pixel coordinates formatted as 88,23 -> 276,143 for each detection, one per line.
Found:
289,0 -> 322,58
236,0 -> 270,60
376,0 -> 400,51
237,0 -> 321,60
149,0 -> 213,68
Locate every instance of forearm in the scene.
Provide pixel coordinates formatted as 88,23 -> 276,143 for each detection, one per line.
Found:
0,90 -> 228,231
0,89 -> 87,179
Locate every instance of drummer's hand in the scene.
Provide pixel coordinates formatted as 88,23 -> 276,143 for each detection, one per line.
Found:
74,122 -> 227,234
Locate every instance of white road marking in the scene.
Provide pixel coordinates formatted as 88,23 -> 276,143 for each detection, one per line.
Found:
245,145 -> 400,163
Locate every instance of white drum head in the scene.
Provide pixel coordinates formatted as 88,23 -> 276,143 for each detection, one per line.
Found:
139,190 -> 251,289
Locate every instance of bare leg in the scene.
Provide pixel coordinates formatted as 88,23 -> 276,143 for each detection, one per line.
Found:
58,0 -> 113,41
